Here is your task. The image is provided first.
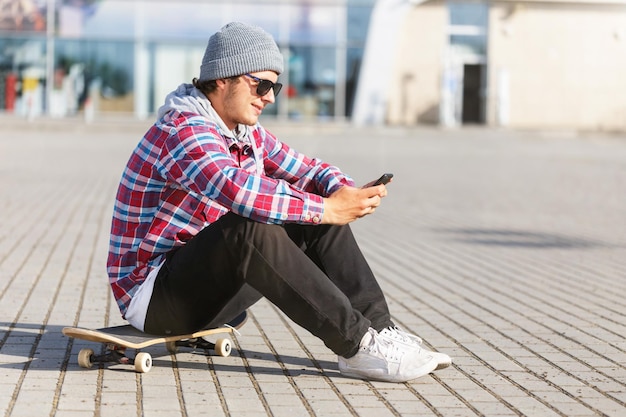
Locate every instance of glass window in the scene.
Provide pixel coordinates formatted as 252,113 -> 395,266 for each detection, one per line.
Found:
217,5 -> 284,40
448,2 -> 488,58
139,3 -> 230,41
142,2 -> 285,41
289,5 -> 339,45
347,6 -> 372,45
0,37 -> 46,115
286,46 -> 335,119
54,39 -> 134,114
345,4 -> 373,117
58,0 -> 135,39
345,47 -> 364,117
57,1 -> 290,42
450,34 -> 486,56
449,2 -> 488,27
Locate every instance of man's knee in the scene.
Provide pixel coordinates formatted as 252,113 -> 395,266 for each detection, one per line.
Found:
218,213 -> 289,247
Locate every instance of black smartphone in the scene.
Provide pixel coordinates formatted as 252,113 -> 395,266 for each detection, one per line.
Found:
372,173 -> 393,186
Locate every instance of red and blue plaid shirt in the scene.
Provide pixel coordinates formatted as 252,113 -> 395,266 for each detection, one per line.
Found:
107,110 -> 354,317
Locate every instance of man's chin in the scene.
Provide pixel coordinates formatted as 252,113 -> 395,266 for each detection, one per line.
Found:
242,115 -> 260,126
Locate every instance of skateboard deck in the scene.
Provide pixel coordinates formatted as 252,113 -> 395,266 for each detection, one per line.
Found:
62,312 -> 246,373
62,325 -> 233,350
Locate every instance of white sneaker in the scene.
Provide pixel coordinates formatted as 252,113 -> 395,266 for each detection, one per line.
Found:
379,326 -> 452,370
338,328 -> 438,382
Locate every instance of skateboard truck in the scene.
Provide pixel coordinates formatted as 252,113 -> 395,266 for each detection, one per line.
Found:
166,337 -> 232,356
78,344 -> 153,373
77,337 -> 232,373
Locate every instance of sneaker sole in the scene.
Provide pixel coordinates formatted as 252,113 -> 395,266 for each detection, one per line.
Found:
432,352 -> 452,371
340,355 -> 439,383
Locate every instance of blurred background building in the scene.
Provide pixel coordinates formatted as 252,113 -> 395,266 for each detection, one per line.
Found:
0,0 -> 375,121
1,0 -> 625,132
357,0 -> 626,132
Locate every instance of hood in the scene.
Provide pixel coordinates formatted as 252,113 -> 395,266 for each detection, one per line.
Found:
156,83 -> 250,141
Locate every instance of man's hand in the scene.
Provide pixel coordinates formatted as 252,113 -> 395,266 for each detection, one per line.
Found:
321,185 -> 387,225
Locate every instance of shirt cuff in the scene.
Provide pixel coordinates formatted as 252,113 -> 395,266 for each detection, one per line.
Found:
301,193 -> 325,224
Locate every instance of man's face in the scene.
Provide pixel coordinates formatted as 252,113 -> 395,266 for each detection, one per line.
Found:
220,71 -> 278,129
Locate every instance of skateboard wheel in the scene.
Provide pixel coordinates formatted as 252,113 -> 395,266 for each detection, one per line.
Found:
77,348 -> 94,369
214,338 -> 232,357
134,352 -> 152,373
165,341 -> 178,354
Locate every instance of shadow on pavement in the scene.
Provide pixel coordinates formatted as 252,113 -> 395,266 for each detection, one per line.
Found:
435,228 -> 606,249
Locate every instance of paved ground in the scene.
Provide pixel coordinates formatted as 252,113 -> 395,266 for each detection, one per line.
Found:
1,117 -> 625,417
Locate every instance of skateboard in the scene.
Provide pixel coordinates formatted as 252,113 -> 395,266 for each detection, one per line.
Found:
62,312 -> 246,373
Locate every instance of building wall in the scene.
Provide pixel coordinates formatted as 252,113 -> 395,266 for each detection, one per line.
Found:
382,0 -> 626,132
387,1 -> 446,125
488,2 -> 626,131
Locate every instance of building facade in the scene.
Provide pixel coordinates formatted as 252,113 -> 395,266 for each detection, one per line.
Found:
3,0 -> 624,131
0,0 -> 374,121
370,0 -> 626,131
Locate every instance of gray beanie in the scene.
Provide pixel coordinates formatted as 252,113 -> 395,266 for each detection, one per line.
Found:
199,22 -> 284,81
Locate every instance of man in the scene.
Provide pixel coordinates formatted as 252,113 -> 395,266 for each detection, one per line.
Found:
107,22 -> 451,383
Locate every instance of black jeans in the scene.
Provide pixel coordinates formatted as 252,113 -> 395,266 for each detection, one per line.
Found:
144,213 -> 393,358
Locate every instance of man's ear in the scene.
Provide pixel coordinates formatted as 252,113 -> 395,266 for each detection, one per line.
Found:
215,78 -> 228,90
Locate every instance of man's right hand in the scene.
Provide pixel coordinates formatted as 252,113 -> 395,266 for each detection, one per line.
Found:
321,185 -> 387,225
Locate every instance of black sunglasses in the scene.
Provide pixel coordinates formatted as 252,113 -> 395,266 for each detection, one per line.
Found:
244,74 -> 283,97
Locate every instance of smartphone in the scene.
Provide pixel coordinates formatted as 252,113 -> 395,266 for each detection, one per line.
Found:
372,173 -> 393,186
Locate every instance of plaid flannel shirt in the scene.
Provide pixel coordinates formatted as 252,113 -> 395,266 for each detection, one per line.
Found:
107,110 -> 354,317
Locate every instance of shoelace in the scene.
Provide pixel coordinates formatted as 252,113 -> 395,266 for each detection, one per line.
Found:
384,326 -> 424,346
363,329 -> 403,362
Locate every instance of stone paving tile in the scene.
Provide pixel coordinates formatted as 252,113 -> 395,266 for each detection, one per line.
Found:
1,120 -> 625,416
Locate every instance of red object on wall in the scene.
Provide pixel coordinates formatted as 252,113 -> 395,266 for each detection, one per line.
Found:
5,73 -> 17,112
